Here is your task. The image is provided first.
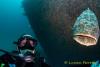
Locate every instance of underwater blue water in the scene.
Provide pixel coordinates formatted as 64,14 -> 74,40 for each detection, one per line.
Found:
0,0 -> 45,56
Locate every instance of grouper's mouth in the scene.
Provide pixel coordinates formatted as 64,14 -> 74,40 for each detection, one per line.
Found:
73,34 -> 97,46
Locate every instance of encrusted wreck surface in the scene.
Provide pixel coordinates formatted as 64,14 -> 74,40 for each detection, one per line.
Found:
22,0 -> 100,67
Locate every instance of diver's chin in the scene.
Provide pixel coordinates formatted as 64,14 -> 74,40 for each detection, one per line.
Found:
24,56 -> 34,62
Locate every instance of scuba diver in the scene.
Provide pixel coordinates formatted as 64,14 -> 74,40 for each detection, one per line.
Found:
0,34 -> 50,67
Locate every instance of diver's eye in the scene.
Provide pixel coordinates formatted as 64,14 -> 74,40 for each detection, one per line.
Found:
20,39 -> 27,47
29,40 -> 34,47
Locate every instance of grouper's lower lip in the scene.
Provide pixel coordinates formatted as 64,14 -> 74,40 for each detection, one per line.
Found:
24,56 -> 33,62
73,34 -> 97,46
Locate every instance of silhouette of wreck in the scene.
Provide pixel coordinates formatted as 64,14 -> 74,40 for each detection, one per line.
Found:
22,0 -> 100,67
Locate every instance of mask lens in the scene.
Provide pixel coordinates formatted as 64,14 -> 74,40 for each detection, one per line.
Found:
18,39 -> 36,50
29,40 -> 35,47
20,39 -> 27,47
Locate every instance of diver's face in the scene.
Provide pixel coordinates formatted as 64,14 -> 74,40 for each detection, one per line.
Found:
18,38 -> 36,62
